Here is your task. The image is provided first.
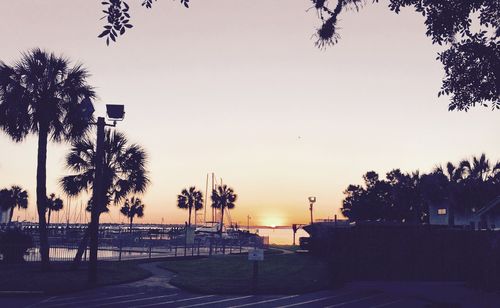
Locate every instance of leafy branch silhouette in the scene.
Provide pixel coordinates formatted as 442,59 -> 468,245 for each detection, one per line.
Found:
309,0 -> 499,111
97,0 -> 498,111
99,0 -> 189,45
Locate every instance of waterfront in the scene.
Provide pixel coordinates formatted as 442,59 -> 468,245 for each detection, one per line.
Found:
251,227 -> 309,245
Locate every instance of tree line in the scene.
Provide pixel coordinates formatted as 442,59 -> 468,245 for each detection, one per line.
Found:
177,184 -> 238,233
342,153 -> 500,225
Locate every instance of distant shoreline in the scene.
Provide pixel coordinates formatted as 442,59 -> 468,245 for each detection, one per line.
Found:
8,221 -> 302,229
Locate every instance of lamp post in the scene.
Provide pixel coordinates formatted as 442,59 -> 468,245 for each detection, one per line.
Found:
86,103 -> 125,284
292,224 -> 298,246
308,196 -> 316,225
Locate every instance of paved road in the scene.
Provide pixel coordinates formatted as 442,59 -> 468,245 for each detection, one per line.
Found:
0,288 -> 429,308
2,263 -> 500,307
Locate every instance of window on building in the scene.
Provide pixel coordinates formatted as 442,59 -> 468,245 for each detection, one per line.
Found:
438,208 -> 447,215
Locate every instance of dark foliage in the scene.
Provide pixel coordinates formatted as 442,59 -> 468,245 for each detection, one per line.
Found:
46,193 -> 63,225
342,154 -> 500,223
96,1 -> 498,110
0,186 -> 28,224
0,48 -> 96,142
0,229 -> 33,264
211,185 -> 237,233
0,48 -> 95,269
311,0 -> 499,110
177,186 -> 203,226
99,0 -> 189,45
60,129 -> 150,213
120,196 -> 145,232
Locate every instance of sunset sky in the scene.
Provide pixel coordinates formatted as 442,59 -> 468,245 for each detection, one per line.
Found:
1,0 -> 500,227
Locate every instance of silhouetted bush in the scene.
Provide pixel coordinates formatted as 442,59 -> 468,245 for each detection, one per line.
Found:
0,229 -> 33,263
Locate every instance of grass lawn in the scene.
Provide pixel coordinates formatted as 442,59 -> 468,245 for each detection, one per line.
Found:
0,261 -> 151,295
159,252 -> 333,294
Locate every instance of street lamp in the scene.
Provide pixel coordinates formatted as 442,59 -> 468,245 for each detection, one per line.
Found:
106,104 -> 125,123
308,196 -> 316,225
85,101 -> 125,284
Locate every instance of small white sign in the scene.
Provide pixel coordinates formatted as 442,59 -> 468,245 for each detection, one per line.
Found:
248,249 -> 264,261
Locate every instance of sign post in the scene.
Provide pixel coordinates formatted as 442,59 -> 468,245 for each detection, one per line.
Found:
248,248 -> 264,293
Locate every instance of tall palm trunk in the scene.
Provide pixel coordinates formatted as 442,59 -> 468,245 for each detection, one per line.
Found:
188,206 -> 192,226
8,207 -> 14,224
219,206 -> 225,234
129,216 -> 133,233
72,225 -> 90,270
37,125 -> 50,270
47,209 -> 52,226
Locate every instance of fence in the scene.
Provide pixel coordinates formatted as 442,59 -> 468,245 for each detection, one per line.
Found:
0,226 -> 267,262
308,223 -> 500,286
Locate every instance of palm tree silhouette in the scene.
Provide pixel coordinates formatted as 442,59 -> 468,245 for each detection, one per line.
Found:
458,154 -> 500,213
0,186 -> 28,224
177,187 -> 203,226
0,49 -> 95,269
61,129 -> 149,208
459,153 -> 500,182
211,185 -> 237,234
60,129 -> 149,266
120,196 -> 145,233
46,193 -> 63,226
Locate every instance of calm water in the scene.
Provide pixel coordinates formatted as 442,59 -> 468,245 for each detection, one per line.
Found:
25,247 -> 153,261
251,227 -> 309,245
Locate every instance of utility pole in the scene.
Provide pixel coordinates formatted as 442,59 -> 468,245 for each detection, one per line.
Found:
88,116 -> 105,284
247,215 -> 251,231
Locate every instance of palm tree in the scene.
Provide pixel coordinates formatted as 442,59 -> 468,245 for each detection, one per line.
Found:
211,185 -> 237,234
0,186 -> 28,224
60,129 -> 149,209
60,129 -> 149,267
458,154 -> 500,213
120,197 -> 145,233
46,193 -> 63,226
0,49 -> 95,269
177,187 -> 203,226
460,153 -> 496,182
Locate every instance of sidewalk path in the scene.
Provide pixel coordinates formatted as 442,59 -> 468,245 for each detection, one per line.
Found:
124,262 -> 177,290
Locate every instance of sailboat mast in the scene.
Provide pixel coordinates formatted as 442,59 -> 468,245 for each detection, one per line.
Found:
204,173 -> 208,224
211,172 -> 215,223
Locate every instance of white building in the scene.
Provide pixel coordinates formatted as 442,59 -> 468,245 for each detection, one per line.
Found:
0,207 -> 11,224
429,196 -> 500,229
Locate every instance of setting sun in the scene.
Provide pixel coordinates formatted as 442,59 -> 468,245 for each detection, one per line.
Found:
260,216 -> 285,228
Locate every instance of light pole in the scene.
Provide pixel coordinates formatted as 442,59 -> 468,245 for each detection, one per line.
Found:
308,196 -> 316,225
84,102 -> 125,284
292,224 -> 299,246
